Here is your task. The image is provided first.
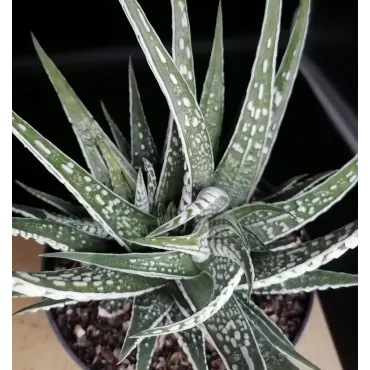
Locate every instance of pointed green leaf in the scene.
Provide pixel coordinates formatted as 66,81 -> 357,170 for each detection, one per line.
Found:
168,305 -> 207,370
239,221 -> 358,290
135,168 -> 150,213
212,0 -> 282,206
12,291 -> 27,298
12,204 -> 46,219
136,337 -> 157,370
233,156 -> 358,244
96,136 -> 134,200
119,289 -> 173,362
131,257 -> 243,337
15,180 -> 84,215
129,60 -> 159,168
101,101 -> 131,160
155,0 -> 197,209
256,0 -> 311,186
12,112 -> 158,249
32,35 -> 136,187
13,298 -> 77,316
236,296 -> 320,370
143,158 -> 157,212
201,297 -> 267,370
12,265 -> 166,301
127,218 -> 210,257
118,0 -> 214,201
200,1 -> 224,155
253,269 -> 358,295
149,187 -> 229,237
43,250 -> 201,279
12,217 -> 106,252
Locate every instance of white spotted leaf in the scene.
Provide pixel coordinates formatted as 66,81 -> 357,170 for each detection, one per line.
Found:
101,101 -> 131,160
12,265 -> 166,301
212,0 -> 282,206
119,289 -> 173,362
126,218 -> 210,258
238,221 -> 358,291
32,35 -> 137,188
129,60 -> 159,168
135,168 -> 150,213
43,250 -> 201,279
256,0 -> 311,187
200,1 -> 224,155
143,158 -> 157,213
149,187 -> 229,237
253,269 -> 358,295
12,217 -> 107,252
13,298 -> 77,316
12,204 -> 47,219
236,297 -> 320,370
130,257 -> 243,337
136,337 -> 157,370
118,0 -> 214,202
232,156 -> 358,244
15,180 -> 85,215
12,112 -> 158,249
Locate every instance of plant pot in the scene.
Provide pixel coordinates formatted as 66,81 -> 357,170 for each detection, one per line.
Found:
41,247 -> 314,370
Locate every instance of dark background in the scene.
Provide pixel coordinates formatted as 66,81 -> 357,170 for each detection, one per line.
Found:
12,0 -> 358,368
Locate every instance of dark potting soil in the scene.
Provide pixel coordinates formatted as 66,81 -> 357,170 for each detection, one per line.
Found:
50,260 -> 309,370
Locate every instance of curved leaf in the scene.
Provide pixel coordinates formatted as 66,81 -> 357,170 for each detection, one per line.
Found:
101,101 -> 131,160
12,112 -> 158,249
253,269 -> 358,295
15,180 -> 84,215
12,265 -> 166,301
233,156 -> 358,244
129,60 -> 159,168
12,204 -> 46,219
12,217 -> 106,252
143,158 -> 157,212
13,298 -> 77,316
43,250 -> 201,279
136,337 -> 157,370
200,1 -> 224,155
149,187 -> 229,237
118,0 -> 214,202
135,168 -> 150,213
212,0 -> 282,206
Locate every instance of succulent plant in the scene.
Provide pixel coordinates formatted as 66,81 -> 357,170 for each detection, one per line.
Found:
12,0 -> 358,369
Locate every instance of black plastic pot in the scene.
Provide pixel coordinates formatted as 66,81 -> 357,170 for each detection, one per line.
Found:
41,248 -> 315,370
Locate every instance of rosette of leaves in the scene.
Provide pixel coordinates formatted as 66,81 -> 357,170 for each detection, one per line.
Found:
12,0 -> 358,369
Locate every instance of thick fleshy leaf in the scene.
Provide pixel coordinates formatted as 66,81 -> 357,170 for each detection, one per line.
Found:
129,60 -> 159,168
118,0 -> 214,200
237,296 -> 320,370
199,1 -> 224,155
168,305 -> 207,370
96,136 -> 134,200
32,35 -> 136,188
43,251 -> 201,279
135,169 -> 150,213
12,112 -> 158,249
263,170 -> 334,203
119,289 -> 173,362
101,101 -> 131,160
255,0 -> 312,191
15,180 -> 84,215
232,156 -> 358,244
131,257 -> 243,337
201,297 -> 267,370
127,218 -> 210,258
253,323 -> 299,370
155,0 -> 197,209
240,221 -> 358,290
12,265 -> 166,301
143,158 -> 157,212
212,0 -> 282,206
13,298 -> 77,316
136,337 -> 157,370
12,204 -> 46,219
149,187 -> 229,237
12,217 -> 106,252
253,269 -> 358,294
